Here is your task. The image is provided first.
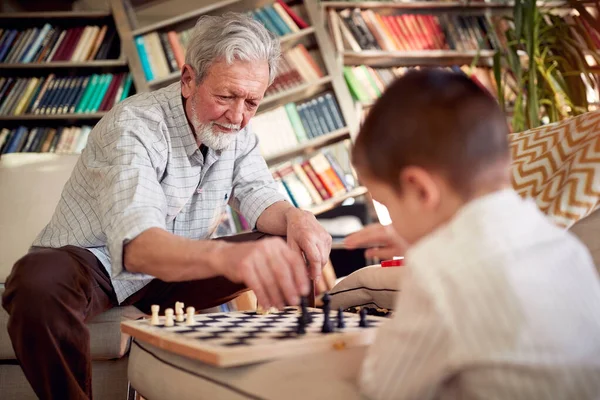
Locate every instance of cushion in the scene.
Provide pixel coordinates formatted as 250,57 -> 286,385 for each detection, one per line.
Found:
569,208 -> 600,273
128,340 -> 366,400
0,153 -> 79,282
510,110 -> 600,229
0,286 -> 144,360
329,265 -> 403,312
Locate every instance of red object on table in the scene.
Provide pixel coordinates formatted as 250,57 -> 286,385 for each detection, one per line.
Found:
381,259 -> 403,267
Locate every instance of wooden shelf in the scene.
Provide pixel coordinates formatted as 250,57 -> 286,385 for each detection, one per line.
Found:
260,76 -> 334,112
0,113 -> 107,121
343,49 -> 496,67
321,1 -> 571,9
265,127 -> 351,165
0,11 -> 112,19
280,27 -> 316,50
0,60 -> 128,69
149,71 -> 180,87
305,186 -> 369,215
131,0 -> 241,36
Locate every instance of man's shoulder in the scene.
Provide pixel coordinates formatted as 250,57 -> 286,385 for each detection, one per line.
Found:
110,82 -> 181,123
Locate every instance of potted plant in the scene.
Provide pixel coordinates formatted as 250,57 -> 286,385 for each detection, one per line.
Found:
492,0 -> 600,132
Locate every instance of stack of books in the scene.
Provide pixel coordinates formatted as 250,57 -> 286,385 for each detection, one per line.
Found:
247,0 -> 309,37
331,8 -> 498,52
0,73 -> 133,116
344,64 -> 517,105
134,27 -> 194,81
273,151 -> 354,209
265,44 -> 325,97
0,125 -> 92,155
251,92 -> 346,158
0,24 -> 120,63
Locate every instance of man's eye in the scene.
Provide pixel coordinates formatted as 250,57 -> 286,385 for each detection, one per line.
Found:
218,95 -> 230,100
246,100 -> 257,108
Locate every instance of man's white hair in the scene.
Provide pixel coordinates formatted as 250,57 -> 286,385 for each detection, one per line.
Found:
185,12 -> 281,84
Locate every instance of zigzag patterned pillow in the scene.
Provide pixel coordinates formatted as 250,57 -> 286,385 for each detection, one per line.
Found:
511,110 -> 600,228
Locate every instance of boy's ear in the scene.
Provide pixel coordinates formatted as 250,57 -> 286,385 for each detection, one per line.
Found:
181,65 -> 197,99
400,166 -> 441,209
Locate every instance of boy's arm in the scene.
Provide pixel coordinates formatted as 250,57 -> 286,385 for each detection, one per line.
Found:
358,268 -> 451,400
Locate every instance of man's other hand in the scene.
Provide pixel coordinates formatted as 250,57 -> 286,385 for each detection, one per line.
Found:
284,208 -> 332,281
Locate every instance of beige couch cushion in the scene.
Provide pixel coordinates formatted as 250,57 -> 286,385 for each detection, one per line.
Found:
570,208 -> 600,273
0,153 -> 80,282
0,153 -> 145,361
0,286 -> 144,360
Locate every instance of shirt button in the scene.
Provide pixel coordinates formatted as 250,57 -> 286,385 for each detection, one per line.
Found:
196,188 -> 203,194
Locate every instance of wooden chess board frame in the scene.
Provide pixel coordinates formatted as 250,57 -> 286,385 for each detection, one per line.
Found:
121,307 -> 384,367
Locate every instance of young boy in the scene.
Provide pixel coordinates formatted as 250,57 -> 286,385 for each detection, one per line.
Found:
352,70 -> 600,399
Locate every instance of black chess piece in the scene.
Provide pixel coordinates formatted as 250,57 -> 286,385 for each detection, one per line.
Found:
296,315 -> 306,335
321,293 -> 333,333
337,307 -> 345,329
359,307 -> 368,328
300,296 -> 312,324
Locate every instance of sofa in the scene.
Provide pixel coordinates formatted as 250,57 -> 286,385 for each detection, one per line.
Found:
0,153 -> 141,400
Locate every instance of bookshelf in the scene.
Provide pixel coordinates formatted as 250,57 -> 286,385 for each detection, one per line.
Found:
0,8 -> 136,155
108,0 -> 367,223
321,1 -> 525,119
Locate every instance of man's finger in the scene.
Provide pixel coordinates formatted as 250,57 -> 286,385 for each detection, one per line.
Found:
344,224 -> 391,249
254,259 -> 284,309
303,241 -> 322,280
283,245 -> 310,296
243,266 -> 271,310
270,245 -> 301,305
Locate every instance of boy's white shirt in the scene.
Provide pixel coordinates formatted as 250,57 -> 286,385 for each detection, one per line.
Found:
359,189 -> 600,400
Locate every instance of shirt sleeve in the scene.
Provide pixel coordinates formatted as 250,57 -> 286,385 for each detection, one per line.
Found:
359,267 -> 452,400
94,117 -> 168,280
229,125 -> 288,229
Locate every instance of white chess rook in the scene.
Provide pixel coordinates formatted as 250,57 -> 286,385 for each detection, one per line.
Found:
186,306 -> 195,326
150,305 -> 160,326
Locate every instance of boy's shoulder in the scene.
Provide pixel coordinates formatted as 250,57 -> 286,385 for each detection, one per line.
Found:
406,189 -> 588,274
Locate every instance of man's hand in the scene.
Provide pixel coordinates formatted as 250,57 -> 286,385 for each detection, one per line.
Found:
285,208 -> 332,281
213,238 -> 310,309
344,223 -> 407,260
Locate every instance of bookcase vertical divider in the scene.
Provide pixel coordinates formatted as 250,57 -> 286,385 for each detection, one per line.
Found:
109,0 -> 150,93
304,0 -> 359,141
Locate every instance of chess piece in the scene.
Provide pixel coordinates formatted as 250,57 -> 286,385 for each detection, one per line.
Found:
359,307 -> 368,328
337,307 -> 345,329
186,306 -> 196,326
300,296 -> 311,324
150,305 -> 160,325
296,315 -> 306,335
165,308 -> 174,327
321,293 -> 333,333
175,302 -> 185,322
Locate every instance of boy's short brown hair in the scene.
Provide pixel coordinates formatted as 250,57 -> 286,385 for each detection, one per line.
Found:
352,69 -> 510,198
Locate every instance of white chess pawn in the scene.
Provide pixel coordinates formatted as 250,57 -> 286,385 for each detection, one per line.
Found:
165,308 -> 174,327
186,306 -> 196,326
150,305 -> 160,326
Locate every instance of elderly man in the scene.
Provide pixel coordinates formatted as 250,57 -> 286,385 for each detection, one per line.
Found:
2,13 -> 331,400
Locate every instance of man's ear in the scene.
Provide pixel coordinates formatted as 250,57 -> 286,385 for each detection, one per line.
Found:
399,166 -> 441,210
181,65 -> 196,99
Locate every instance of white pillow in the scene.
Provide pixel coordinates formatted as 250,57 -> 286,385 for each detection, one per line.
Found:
328,265 -> 403,312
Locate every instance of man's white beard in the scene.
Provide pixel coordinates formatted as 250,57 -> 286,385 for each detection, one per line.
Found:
190,97 -> 239,151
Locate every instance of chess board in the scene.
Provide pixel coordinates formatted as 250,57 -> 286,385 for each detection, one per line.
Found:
121,306 -> 385,367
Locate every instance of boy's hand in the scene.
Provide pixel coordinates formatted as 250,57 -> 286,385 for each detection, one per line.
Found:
344,223 -> 407,260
